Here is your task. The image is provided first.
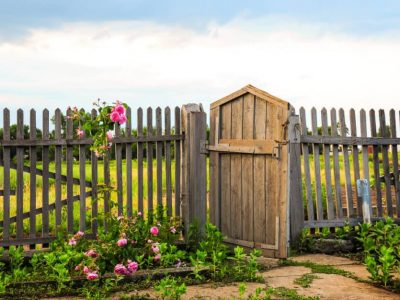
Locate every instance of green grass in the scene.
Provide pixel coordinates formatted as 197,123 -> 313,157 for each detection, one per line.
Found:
294,274 -> 319,288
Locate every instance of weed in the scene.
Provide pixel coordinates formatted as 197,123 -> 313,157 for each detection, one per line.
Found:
294,274 -> 319,288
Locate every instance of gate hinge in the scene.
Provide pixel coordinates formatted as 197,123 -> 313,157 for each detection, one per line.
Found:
200,140 -> 209,154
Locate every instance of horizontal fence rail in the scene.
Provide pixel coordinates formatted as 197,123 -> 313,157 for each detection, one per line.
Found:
298,107 -> 400,230
0,106 -> 183,248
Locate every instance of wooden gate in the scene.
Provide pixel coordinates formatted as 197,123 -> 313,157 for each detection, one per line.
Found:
208,85 -> 291,258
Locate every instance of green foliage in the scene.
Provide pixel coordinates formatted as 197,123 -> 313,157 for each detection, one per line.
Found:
358,218 -> 400,287
154,276 -> 187,300
294,274 -> 319,288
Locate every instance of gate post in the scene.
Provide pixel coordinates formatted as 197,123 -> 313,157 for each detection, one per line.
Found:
181,104 -> 207,236
287,109 -> 304,245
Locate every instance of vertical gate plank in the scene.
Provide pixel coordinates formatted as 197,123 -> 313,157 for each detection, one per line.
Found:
230,97 -> 243,240
330,109 -> 343,218
30,109 -> 37,239
174,107 -> 181,217
91,109 -> 98,235
115,122 -> 123,216
339,108 -> 354,217
165,107 -> 172,216
42,109 -> 50,238
390,110 -> 400,217
311,107 -> 323,220
16,109 -> 24,239
126,107 -> 133,217
350,109 -> 362,216
54,109 -> 62,228
79,110 -> 86,231
220,103 -> 231,235
137,108 -> 144,214
321,108 -> 334,219
3,109 -> 10,241
147,108 -> 153,215
370,109 -> 383,217
241,93 -> 254,241
66,108 -> 74,233
379,110 -> 393,216
103,150 -> 110,231
360,110 -> 371,216
299,107 -> 314,221
253,98 -> 267,243
156,107 -> 163,208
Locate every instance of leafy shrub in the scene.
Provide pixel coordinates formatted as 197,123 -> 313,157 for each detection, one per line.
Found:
358,218 -> 400,287
154,276 -> 187,300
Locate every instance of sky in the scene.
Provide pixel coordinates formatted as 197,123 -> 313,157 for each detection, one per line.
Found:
1,0 -> 400,124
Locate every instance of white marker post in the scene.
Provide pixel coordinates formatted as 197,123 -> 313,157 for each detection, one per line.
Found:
357,179 -> 372,224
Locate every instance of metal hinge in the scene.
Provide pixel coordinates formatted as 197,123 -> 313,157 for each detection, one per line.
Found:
200,140 -> 209,154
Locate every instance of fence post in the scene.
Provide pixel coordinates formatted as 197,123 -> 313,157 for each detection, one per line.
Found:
357,179 -> 372,224
181,104 -> 207,236
287,109 -> 304,244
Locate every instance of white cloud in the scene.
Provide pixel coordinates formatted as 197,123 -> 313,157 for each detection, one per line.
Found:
0,17 -> 400,116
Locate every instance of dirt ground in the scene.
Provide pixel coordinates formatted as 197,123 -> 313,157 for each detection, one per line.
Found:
49,254 -> 400,299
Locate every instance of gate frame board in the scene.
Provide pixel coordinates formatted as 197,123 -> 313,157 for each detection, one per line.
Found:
209,84 -> 291,258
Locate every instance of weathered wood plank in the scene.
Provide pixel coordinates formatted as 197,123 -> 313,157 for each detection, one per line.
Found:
330,108 -> 343,218
339,108 -> 354,217
299,136 -> 400,145
321,108 -> 334,219
126,107 -> 133,217
299,107 -> 314,221
360,109 -> 371,217
29,109 -> 37,238
147,107 -> 154,215
390,109 -> 400,217
370,109 -> 383,217
91,109 -> 98,235
379,110 -> 393,216
115,122 -> 123,216
156,107 -> 163,208
165,107 -> 172,216
174,106 -> 181,217
3,109 -> 11,240
137,108 -> 144,214
350,109 -> 362,216
103,150 -> 110,231
311,107 -> 323,220
66,108 -> 74,233
78,110 -> 86,232
42,109 -> 50,237
54,109 -> 62,228
16,109 -> 24,238
220,103 -> 231,234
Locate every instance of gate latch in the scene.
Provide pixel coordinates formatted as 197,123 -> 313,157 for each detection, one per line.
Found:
200,140 -> 209,154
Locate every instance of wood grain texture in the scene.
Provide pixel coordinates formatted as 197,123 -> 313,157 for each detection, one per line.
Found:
91,109 -> 98,235
16,109 -> 24,238
390,110 -> 400,217
311,107 -> 323,220
165,107 -> 172,216
156,107 -> 163,207
321,108 -> 334,219
3,109 -> 10,240
54,109 -> 62,228
350,109 -> 362,215
137,108 -> 144,214
66,108 -> 74,233
147,108 -> 154,215
42,109 -> 50,237
126,107 -> 133,217
29,109 -> 37,238
370,109 -> 383,217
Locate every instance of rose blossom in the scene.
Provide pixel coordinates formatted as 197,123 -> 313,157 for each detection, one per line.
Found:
114,104 -> 125,115
106,130 -> 114,141
117,238 -> 127,247
170,226 -> 177,234
75,265 -> 81,271
84,249 -> 98,258
68,238 -> 76,246
75,231 -> 84,238
127,260 -> 139,273
83,266 -> 90,274
137,212 -> 142,217
118,114 -> 127,125
150,226 -> 159,236
76,128 -> 84,138
152,245 -> 160,254
110,111 -> 121,122
153,254 -> 161,262
114,264 -> 128,275
87,272 -> 99,281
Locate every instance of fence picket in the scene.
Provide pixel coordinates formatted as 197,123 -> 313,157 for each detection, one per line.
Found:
360,109 -> 371,216
55,109 -> 62,227
30,110 -> 37,239
311,107 -> 323,220
16,109 -> 24,239
175,106 -> 181,217
299,107 -> 314,221
350,109 -> 362,215
42,109 -> 50,237
165,107 -> 172,216
147,108 -> 154,215
126,107 -> 133,217
115,122 -> 123,216
156,107 -> 163,207
3,109 -> 10,240
321,108 -> 334,219
330,108 -> 343,218
379,110 -> 393,216
137,108 -> 144,214
370,109 -> 383,217
390,110 -> 400,218
79,110 -> 87,231
66,108 -> 74,233
91,109 -> 98,235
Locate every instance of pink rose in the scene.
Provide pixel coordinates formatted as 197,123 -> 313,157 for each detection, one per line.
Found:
75,231 -> 84,238
114,264 -> 128,275
170,226 -> 177,234
153,254 -> 161,262
150,226 -> 159,236
75,265 -> 81,271
152,245 -> 160,254
117,238 -> 127,247
68,238 -> 76,246
110,111 -> 121,122
76,128 -> 84,138
84,249 -> 98,258
127,260 -> 139,273
87,272 -> 99,281
83,266 -> 90,274
118,114 -> 127,125
138,212 -> 142,216
106,130 -> 114,141
114,104 -> 125,115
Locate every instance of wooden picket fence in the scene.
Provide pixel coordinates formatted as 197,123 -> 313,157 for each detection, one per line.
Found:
289,107 -> 400,236
0,105 -> 209,248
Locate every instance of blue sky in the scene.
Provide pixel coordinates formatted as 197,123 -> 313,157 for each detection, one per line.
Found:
1,0 -> 400,124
